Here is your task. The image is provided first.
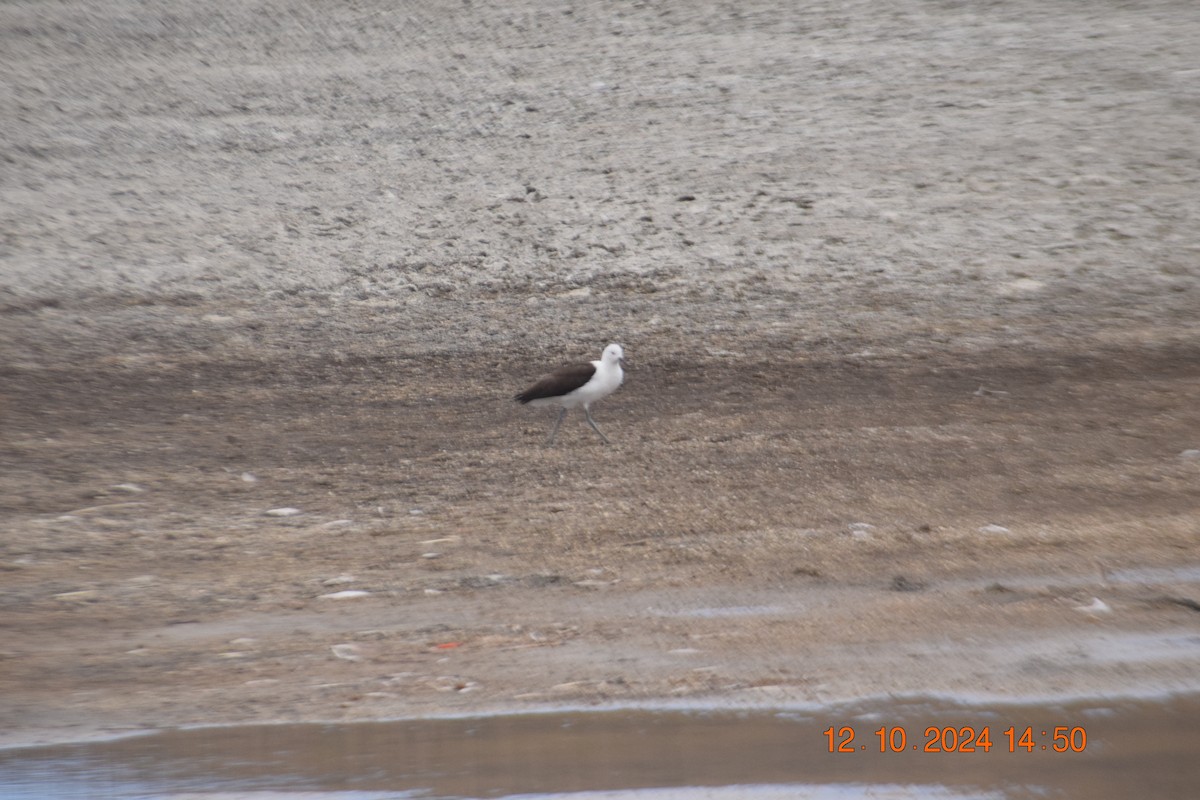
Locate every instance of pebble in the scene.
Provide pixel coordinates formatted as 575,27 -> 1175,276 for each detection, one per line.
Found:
53,590 -> 98,602
979,524 -> 1010,534
322,575 -> 357,586
1076,597 -> 1112,614
848,522 -> 874,539
265,507 -> 301,517
331,644 -> 363,662
241,472 -> 258,483
551,681 -> 588,692
1180,449 -> 1200,460
890,575 -> 927,592
1002,278 -> 1045,294
111,483 -> 145,494
319,590 -> 370,600
430,676 -> 477,692
202,314 -> 237,326
973,385 -> 1009,397
459,574 -> 508,589
354,630 -> 389,640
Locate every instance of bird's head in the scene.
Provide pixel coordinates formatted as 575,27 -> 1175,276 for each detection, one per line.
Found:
603,343 -> 627,369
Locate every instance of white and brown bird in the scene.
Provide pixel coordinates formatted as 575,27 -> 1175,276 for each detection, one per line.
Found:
514,343 -> 627,444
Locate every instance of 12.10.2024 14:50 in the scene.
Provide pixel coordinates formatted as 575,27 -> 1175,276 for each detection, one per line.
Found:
823,724 -> 1087,754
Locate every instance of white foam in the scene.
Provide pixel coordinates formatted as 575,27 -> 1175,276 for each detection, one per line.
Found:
495,785 -> 1004,800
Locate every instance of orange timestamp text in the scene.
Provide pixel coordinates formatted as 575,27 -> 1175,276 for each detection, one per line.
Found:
823,724 -> 1087,754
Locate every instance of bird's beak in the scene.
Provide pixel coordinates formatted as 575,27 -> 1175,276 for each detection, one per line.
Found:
619,356 -> 630,369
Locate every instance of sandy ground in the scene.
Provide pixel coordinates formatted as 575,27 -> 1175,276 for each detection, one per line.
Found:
2,0 -> 1199,748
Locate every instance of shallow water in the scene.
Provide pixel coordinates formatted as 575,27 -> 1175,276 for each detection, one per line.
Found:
2,695 -> 1198,800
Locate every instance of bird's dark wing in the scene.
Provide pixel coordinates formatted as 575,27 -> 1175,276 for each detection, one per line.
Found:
514,362 -> 596,403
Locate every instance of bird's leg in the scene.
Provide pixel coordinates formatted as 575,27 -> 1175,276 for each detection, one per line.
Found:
547,407 -> 568,445
583,407 -> 611,444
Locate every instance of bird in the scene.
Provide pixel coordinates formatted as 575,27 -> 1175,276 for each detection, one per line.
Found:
514,343 -> 627,444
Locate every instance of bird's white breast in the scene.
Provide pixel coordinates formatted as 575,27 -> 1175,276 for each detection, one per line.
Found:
564,359 -> 622,407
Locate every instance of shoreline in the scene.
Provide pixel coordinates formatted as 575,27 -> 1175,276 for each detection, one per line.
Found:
8,684 -> 1200,752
